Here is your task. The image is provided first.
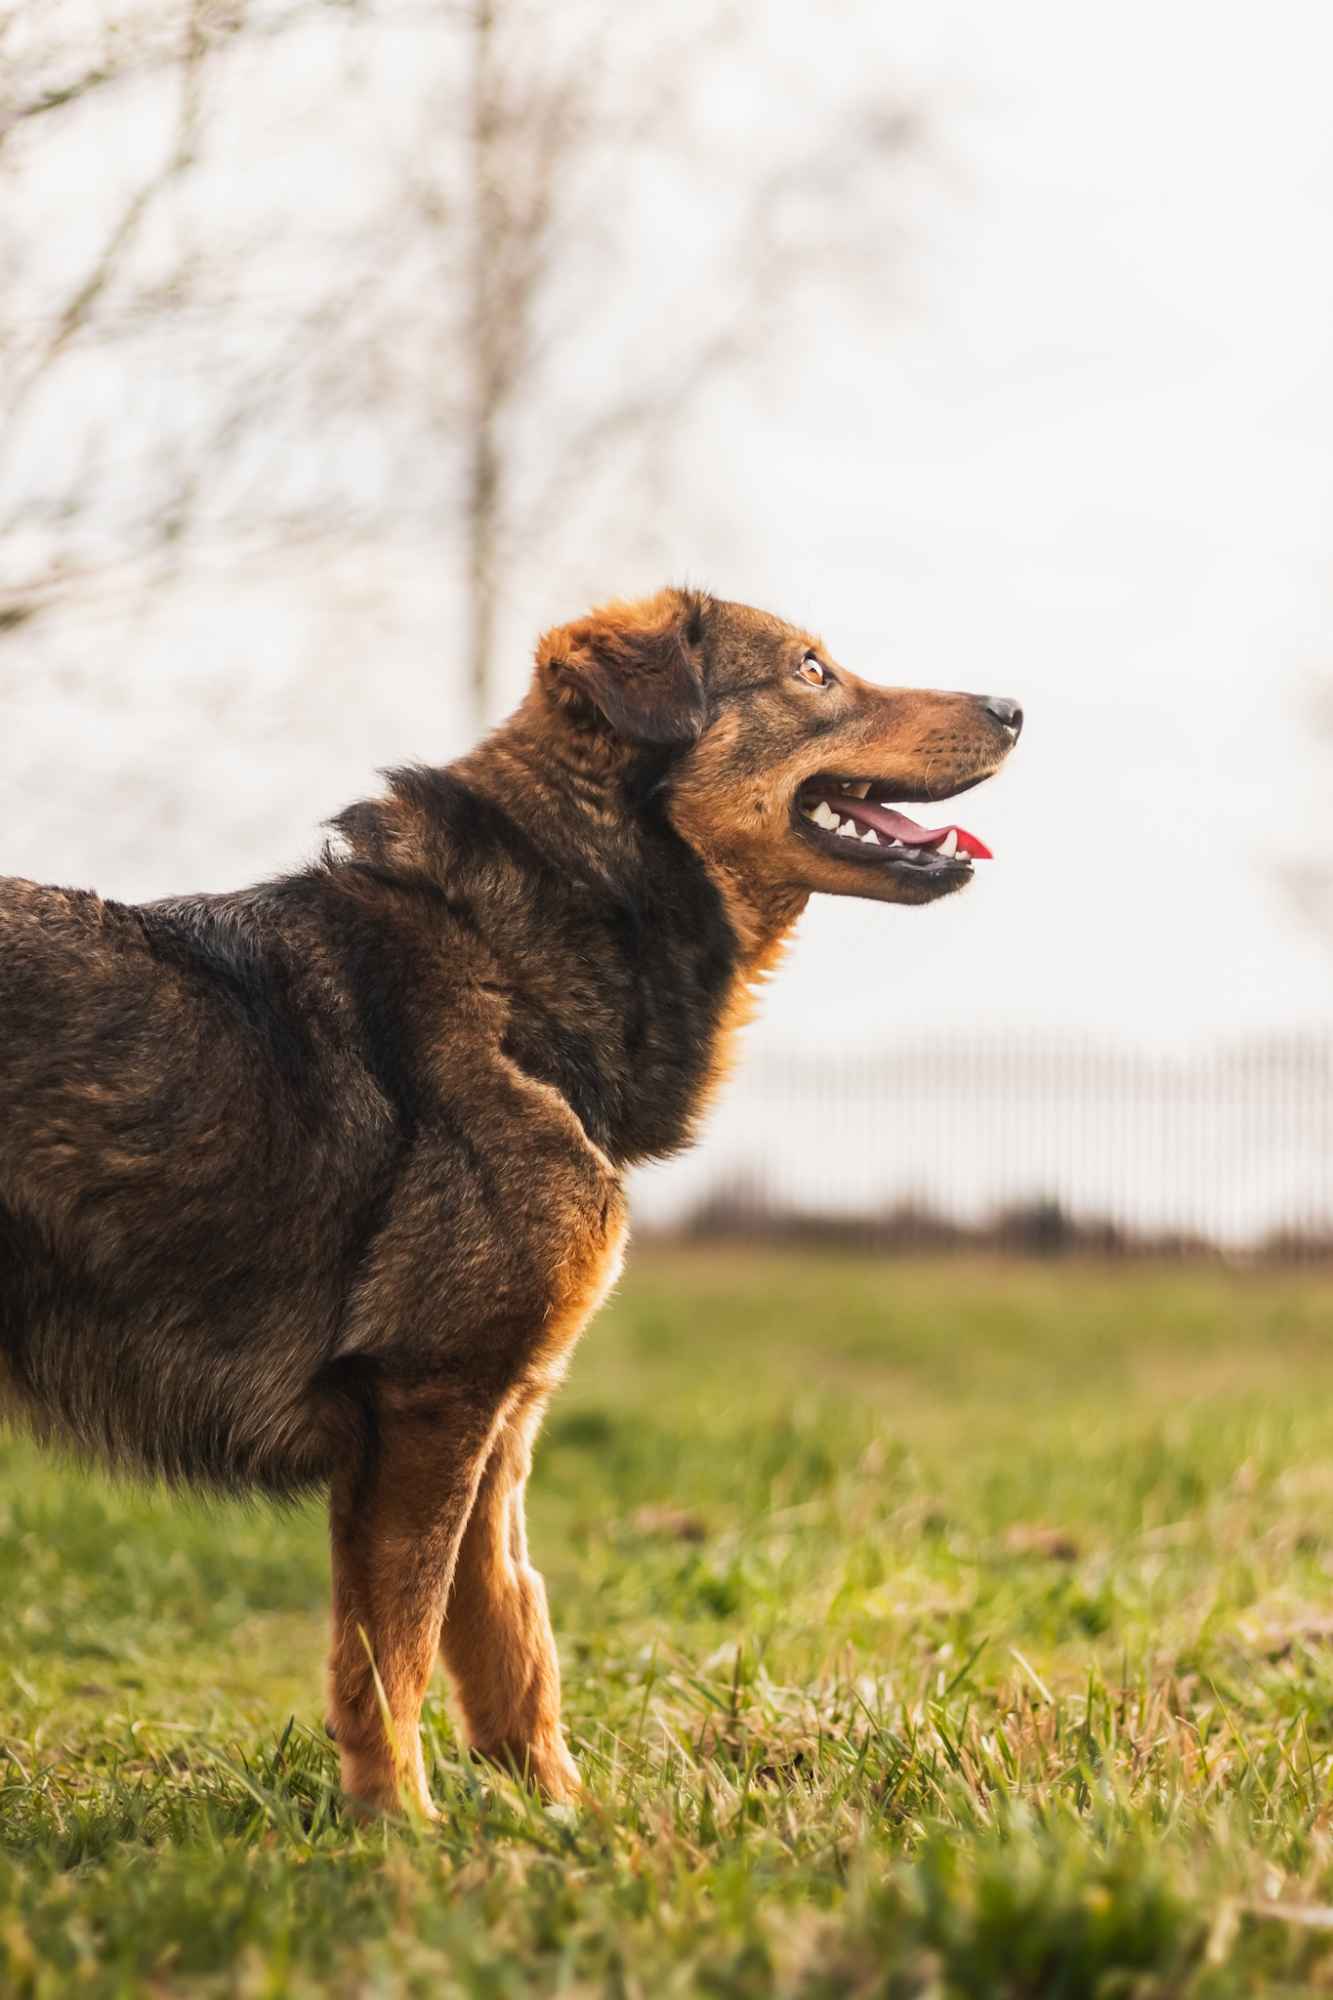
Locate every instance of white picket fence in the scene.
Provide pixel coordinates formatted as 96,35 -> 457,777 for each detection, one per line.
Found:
631,1035 -> 1333,1253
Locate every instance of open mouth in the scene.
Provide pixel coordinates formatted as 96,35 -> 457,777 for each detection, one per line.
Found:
793,777 -> 994,876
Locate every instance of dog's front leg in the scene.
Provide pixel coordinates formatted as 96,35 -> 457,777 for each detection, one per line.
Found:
327,1378 -> 506,1817
439,1384 -> 580,1802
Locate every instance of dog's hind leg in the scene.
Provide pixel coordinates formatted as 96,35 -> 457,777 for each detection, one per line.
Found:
326,1378 -> 508,1817
438,1383 -> 580,1803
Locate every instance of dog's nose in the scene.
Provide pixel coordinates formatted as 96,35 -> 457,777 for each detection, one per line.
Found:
983,696 -> 1023,741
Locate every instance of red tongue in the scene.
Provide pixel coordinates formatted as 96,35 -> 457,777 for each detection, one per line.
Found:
823,794 -> 993,860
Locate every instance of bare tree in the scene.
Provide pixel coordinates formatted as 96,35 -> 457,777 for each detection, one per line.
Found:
448,0 -> 927,717
0,0 -> 927,723
0,0 -> 368,628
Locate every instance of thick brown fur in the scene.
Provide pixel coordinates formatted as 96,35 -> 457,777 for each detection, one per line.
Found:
0,590 -> 1020,1813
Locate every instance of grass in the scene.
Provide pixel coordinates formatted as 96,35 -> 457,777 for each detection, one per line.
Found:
5,1253 -> 1333,1993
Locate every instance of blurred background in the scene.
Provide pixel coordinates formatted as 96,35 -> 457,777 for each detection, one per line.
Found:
2,0 -> 1330,1255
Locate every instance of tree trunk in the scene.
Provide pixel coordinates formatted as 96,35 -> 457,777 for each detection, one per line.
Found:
466,0 -> 500,732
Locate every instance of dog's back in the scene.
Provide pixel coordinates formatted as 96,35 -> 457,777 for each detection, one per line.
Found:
0,873 -> 400,1492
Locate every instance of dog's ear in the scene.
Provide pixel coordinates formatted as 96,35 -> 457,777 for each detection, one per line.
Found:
537,589 -> 709,747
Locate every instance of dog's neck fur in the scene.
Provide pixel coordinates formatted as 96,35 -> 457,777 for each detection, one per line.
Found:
462,693 -> 809,951
336,694 -> 806,1167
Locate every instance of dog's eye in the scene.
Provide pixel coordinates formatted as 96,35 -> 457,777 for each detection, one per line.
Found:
796,652 -> 829,687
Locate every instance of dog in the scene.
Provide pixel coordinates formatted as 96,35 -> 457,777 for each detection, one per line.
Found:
0,589 -> 1021,1815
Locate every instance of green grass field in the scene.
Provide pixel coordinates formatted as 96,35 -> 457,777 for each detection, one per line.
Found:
5,1252 -> 1333,1995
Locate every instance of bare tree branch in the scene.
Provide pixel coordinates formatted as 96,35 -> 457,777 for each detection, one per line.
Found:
0,0 -> 930,729
2,4 -> 207,438
5,67 -> 121,129
0,1 -> 380,146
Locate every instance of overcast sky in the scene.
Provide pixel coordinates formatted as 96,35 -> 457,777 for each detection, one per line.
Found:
680,0 -> 1333,1050
3,0 -> 1331,1054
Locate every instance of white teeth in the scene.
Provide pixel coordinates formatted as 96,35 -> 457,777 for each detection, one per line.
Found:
801,805 -> 818,821
939,830 -> 958,859
811,800 -> 840,830
837,820 -> 858,838
847,781 -> 871,799
862,828 -> 879,845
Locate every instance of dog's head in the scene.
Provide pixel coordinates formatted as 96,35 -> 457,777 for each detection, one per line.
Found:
536,587 -> 1022,910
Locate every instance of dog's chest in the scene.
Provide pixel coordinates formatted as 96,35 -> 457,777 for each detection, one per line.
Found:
527,1194 -> 629,1391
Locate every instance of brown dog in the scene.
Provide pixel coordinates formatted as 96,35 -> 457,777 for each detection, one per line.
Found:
0,589 -> 1021,1814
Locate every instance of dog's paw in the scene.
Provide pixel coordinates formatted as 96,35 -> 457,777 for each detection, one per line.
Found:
337,1743 -> 438,1823
473,1734 -> 583,1805
525,1735 -> 584,1806
341,1779 -> 440,1824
